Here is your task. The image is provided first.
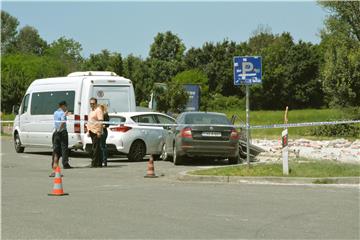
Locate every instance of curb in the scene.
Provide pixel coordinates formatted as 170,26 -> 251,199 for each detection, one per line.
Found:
177,171 -> 360,185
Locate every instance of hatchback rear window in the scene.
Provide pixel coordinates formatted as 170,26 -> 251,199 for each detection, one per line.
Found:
131,114 -> 157,124
109,116 -> 126,125
184,113 -> 231,125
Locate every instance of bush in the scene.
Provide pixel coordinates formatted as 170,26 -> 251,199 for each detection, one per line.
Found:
306,107 -> 360,138
206,94 -> 245,111
307,124 -> 360,138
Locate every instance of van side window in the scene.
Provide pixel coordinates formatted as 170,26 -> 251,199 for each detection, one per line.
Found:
31,91 -> 75,115
21,94 -> 30,114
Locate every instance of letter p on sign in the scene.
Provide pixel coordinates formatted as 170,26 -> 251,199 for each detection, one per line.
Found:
242,62 -> 254,79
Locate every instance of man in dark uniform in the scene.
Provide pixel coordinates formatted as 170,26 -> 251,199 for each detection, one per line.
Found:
50,101 -> 71,177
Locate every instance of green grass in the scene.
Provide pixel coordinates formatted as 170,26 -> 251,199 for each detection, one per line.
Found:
1,113 -> 15,136
223,108 -> 356,139
1,109 -> 358,139
191,159 -> 360,178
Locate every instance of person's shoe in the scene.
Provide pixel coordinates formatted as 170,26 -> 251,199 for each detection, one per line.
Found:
102,162 -> 107,167
63,163 -> 72,169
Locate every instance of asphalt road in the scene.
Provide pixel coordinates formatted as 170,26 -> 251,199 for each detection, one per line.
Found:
1,136 -> 359,239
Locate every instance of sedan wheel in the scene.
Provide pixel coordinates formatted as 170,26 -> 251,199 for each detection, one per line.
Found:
14,133 -> 25,153
228,156 -> 239,165
173,146 -> 183,165
128,140 -> 146,162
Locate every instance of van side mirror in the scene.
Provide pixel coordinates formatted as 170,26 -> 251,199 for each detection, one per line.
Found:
13,105 -> 20,115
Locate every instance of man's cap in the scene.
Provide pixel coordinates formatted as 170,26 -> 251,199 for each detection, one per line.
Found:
59,101 -> 67,106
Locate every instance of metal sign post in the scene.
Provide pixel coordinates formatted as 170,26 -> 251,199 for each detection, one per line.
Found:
282,106 -> 289,175
245,85 -> 250,166
234,56 -> 262,166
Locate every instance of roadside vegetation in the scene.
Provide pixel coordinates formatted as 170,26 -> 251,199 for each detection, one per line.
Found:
2,108 -> 358,139
224,108 -> 360,139
1,2 -> 359,140
191,159 -> 360,178
2,2 -> 359,115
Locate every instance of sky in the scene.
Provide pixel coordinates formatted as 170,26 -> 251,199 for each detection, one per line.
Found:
2,1 -> 328,58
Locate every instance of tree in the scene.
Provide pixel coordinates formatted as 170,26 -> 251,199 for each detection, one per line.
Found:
319,1 -> 360,107
318,1 -> 360,41
1,11 -> 19,54
13,25 -> 48,55
171,69 -> 210,110
149,31 -> 185,62
46,37 -> 83,62
184,40 -> 245,96
45,37 -> 83,72
123,55 -> 152,105
153,82 -> 188,113
148,31 -> 186,83
83,49 -> 123,75
1,54 -> 69,112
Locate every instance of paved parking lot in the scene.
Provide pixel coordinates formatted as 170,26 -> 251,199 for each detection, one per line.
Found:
1,136 -> 359,239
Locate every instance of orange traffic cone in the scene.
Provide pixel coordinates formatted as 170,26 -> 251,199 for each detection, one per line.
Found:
144,155 -> 158,178
48,166 -> 69,196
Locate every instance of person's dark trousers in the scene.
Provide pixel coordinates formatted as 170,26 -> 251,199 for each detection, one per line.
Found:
57,130 -> 69,167
100,128 -> 108,166
51,131 -> 62,168
89,131 -> 102,167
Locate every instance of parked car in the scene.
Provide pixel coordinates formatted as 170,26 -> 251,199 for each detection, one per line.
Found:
84,112 -> 176,161
162,112 -> 240,165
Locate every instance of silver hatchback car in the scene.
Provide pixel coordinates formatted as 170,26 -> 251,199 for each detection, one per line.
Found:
84,112 -> 176,161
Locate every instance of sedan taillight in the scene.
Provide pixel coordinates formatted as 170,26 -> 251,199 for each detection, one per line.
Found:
110,125 -> 132,132
180,127 -> 192,139
230,129 -> 240,140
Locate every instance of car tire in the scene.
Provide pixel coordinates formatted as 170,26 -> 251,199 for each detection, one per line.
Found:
160,144 -> 168,161
14,133 -> 25,153
173,146 -> 183,165
128,140 -> 146,162
228,156 -> 239,165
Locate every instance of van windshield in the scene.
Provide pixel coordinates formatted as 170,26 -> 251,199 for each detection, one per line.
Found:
93,86 -> 130,113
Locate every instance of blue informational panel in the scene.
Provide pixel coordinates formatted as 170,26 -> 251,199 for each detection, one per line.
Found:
183,84 -> 200,111
234,56 -> 262,85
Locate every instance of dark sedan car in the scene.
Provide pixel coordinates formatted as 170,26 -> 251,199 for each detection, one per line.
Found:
161,112 -> 240,165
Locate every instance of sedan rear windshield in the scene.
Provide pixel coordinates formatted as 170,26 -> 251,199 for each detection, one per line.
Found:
184,113 -> 231,125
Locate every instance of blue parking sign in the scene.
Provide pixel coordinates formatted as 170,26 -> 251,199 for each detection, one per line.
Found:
234,56 -> 262,85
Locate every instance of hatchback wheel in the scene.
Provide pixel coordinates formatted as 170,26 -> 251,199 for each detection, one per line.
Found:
160,144 -> 168,161
173,146 -> 183,165
128,140 -> 146,162
14,133 -> 25,153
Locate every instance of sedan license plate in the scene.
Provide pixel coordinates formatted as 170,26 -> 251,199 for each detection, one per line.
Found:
202,132 -> 221,137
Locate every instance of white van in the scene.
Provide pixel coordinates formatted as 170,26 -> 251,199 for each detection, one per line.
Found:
12,71 -> 136,153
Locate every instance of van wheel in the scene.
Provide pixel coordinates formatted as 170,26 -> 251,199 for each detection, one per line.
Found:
128,140 -> 146,162
14,133 -> 25,153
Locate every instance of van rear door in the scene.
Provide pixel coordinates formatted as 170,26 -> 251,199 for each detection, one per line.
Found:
92,85 -> 132,113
